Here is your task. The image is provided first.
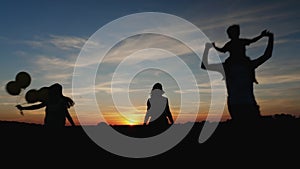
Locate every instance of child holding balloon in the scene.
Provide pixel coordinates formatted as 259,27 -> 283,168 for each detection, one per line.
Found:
16,83 -> 76,127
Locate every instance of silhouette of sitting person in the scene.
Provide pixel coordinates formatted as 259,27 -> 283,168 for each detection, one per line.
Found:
143,83 -> 174,129
201,31 -> 274,123
16,83 -> 75,127
212,24 -> 267,84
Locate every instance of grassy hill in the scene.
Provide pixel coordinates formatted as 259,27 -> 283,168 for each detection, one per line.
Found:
1,114 -> 299,167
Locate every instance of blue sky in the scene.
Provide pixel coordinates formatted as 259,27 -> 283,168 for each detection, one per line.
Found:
0,0 -> 299,125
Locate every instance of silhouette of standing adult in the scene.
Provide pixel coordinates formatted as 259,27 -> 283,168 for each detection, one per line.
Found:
143,83 -> 174,129
201,31 -> 274,123
17,83 -> 75,127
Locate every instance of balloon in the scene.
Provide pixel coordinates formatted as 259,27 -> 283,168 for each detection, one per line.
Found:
15,71 -> 31,89
37,87 -> 49,102
25,89 -> 38,103
6,81 -> 21,96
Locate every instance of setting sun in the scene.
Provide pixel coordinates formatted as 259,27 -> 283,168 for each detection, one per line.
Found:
104,113 -> 144,126
126,121 -> 140,126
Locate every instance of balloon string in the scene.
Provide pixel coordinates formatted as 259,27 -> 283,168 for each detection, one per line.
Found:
16,89 -> 25,116
16,89 -> 25,104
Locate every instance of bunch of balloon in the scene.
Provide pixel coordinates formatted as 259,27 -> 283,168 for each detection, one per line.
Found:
5,71 -> 31,115
25,87 -> 49,104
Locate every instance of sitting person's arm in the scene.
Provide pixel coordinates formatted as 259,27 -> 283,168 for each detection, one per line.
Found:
143,99 -> 151,125
165,99 -> 174,125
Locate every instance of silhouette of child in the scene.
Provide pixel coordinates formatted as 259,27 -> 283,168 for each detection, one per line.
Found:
143,83 -> 174,127
16,83 -> 75,127
212,24 -> 267,84
212,24 -> 267,60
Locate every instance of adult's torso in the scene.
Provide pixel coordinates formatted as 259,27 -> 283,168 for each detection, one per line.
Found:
224,59 -> 257,105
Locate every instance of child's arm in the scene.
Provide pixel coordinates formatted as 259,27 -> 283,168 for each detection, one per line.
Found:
16,102 -> 46,110
63,96 -> 76,126
248,29 -> 267,44
66,111 -> 76,126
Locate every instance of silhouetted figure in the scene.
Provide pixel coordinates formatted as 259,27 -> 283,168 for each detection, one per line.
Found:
212,24 -> 267,84
201,31 -> 274,123
213,24 -> 266,60
143,83 -> 174,130
16,83 -> 75,127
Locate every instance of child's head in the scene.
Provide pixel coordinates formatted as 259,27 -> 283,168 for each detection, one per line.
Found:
49,83 -> 63,98
227,24 -> 240,39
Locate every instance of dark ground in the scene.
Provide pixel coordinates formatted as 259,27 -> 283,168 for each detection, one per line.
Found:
1,114 -> 299,167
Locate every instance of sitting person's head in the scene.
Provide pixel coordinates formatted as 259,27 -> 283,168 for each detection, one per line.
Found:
151,82 -> 165,96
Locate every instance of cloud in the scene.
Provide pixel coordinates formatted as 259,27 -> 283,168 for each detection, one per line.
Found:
94,79 -> 143,94
274,38 -> 300,45
23,35 -> 87,51
30,55 -> 77,86
24,40 -> 44,48
195,2 -> 293,31
174,88 -> 200,94
258,73 -> 300,85
101,34 -> 201,64
48,35 -> 87,50
35,55 -> 76,70
256,85 -> 300,99
258,97 -> 300,116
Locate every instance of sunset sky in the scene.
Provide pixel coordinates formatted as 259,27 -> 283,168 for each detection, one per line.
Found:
0,0 -> 299,126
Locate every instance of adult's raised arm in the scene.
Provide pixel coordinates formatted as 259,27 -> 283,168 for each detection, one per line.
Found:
252,31 -> 274,68
201,43 -> 223,72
